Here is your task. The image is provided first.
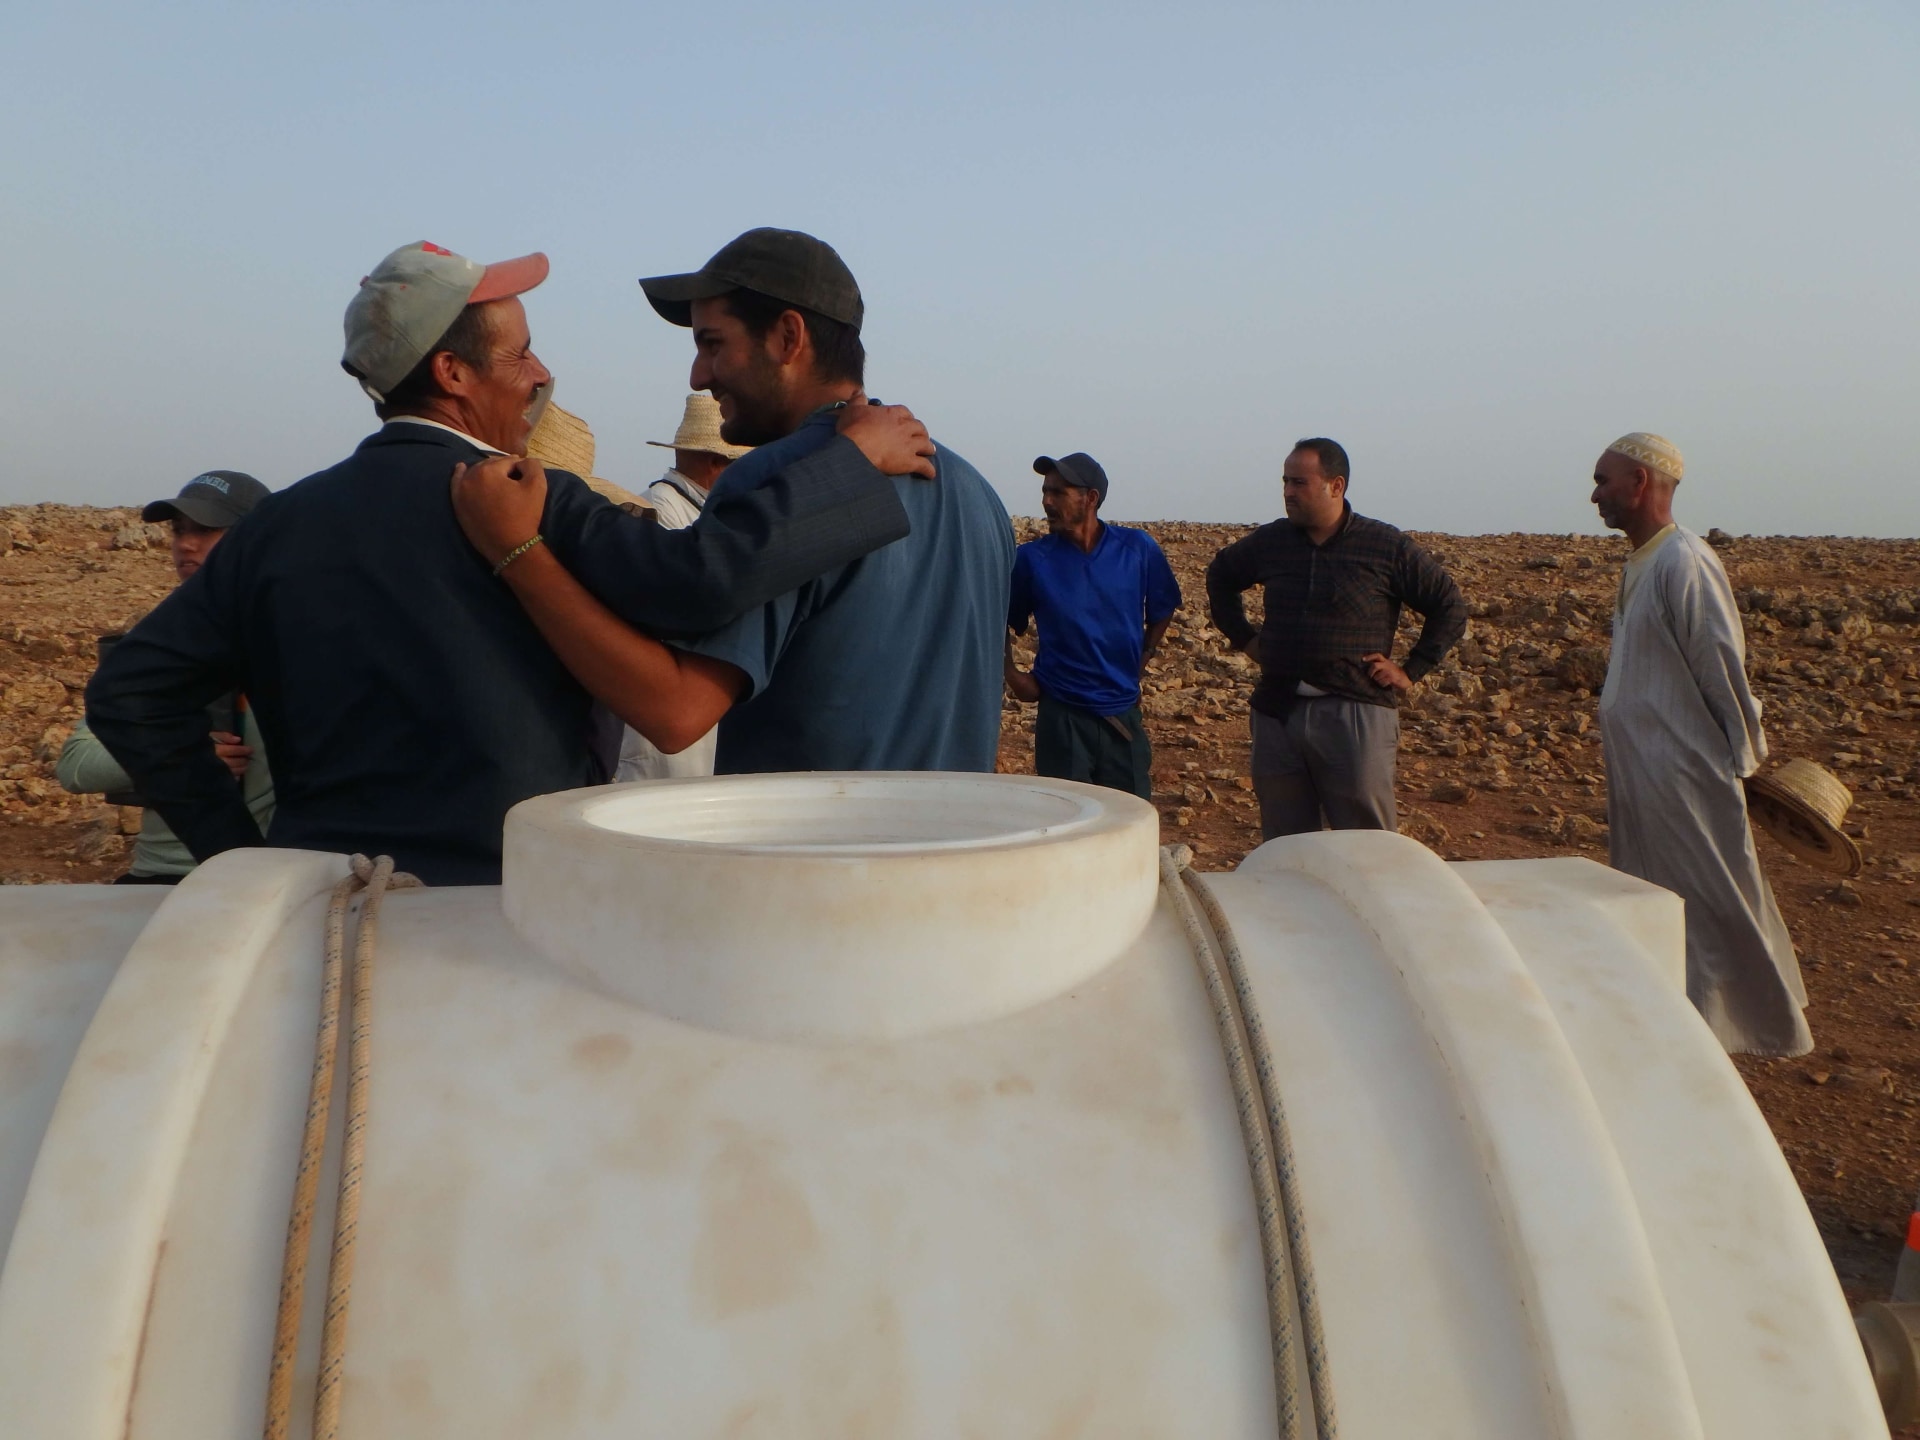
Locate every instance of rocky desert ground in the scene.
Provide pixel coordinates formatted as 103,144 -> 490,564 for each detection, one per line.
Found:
5,502 -> 1920,1311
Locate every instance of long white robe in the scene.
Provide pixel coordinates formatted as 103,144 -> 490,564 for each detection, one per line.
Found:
1599,525 -> 1811,1057
613,473 -> 720,782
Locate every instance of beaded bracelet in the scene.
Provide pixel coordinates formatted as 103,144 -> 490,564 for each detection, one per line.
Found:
493,533 -> 545,576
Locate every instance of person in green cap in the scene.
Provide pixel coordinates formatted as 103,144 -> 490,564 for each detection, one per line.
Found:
59,470 -> 276,883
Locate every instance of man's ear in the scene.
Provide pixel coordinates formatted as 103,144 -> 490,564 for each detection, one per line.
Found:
769,309 -> 811,369
429,347 -> 476,398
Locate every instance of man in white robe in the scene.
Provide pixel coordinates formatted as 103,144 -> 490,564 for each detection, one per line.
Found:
615,394 -> 751,780
1592,432 -> 1810,1056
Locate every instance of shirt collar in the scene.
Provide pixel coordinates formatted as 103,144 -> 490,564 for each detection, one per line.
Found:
1627,523 -> 1677,565
1293,502 -> 1354,546
382,415 -> 505,455
658,470 -> 708,507
802,402 -> 852,429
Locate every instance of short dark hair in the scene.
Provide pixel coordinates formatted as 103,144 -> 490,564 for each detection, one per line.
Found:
375,303 -> 495,418
1292,437 -> 1350,483
723,287 -> 865,386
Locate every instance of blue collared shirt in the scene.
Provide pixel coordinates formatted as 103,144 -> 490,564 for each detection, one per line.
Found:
1009,525 -> 1182,715
682,408 -> 1015,773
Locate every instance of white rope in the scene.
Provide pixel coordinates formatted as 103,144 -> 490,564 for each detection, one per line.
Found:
261,872 -> 358,1440
262,854 -> 420,1440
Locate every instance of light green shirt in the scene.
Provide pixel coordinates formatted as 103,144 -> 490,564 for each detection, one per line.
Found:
57,710 -> 275,876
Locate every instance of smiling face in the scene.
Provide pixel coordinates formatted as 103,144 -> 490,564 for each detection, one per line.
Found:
455,298 -> 552,455
688,296 -> 800,446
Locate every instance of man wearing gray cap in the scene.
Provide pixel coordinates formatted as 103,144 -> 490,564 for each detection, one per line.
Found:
86,240 -> 937,885
452,227 -> 1013,774
60,471 -> 276,882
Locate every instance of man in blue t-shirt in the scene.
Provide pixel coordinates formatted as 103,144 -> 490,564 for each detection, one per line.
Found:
1005,453 -> 1181,798
450,227 -> 1014,774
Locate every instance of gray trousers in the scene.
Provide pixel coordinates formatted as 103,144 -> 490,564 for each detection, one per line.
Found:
1250,698 -> 1400,839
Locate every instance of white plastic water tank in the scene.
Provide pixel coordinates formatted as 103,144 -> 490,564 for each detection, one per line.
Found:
0,773 -> 1886,1438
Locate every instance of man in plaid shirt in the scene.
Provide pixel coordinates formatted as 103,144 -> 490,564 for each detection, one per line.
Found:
1206,437 -> 1466,839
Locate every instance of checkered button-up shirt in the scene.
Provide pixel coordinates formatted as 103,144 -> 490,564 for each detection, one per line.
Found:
1205,506 -> 1466,719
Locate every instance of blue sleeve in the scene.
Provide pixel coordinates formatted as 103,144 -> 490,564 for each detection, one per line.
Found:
673,585 -> 811,701
541,432 -> 908,639
1007,546 -> 1034,634
1143,536 -> 1182,623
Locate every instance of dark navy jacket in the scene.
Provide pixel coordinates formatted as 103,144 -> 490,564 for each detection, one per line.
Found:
86,422 -> 908,883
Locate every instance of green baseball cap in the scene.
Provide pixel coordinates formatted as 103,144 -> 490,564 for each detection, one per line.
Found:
141,470 -> 271,528
639,228 -> 863,330
342,241 -> 549,402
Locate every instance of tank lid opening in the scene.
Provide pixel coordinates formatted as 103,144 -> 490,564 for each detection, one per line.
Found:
502,774 -> 1163,1041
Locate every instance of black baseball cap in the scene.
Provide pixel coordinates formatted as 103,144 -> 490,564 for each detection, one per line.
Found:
141,471 -> 271,528
639,228 -> 864,330
1034,453 -> 1109,503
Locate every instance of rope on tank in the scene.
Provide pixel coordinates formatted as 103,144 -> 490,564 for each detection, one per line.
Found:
1161,845 -> 1338,1440
262,854 -> 421,1440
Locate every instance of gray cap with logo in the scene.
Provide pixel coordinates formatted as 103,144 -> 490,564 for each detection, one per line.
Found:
141,471 -> 272,528
341,241 -> 549,402
639,228 -> 863,330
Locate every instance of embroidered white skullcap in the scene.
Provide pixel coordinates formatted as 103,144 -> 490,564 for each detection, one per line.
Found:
1606,432 -> 1684,482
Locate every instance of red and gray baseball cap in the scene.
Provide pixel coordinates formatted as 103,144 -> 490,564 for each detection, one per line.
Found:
639,228 -> 864,330
341,241 -> 549,402
1034,453 -> 1109,503
141,470 -> 271,528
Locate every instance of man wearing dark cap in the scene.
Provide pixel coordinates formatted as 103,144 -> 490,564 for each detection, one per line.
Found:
141,469 -> 273,581
59,472 -> 275,882
1003,453 -> 1181,798
86,240 -> 938,885
451,227 -> 1014,774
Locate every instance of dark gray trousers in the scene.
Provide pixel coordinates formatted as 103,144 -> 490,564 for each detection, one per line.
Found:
1250,698 -> 1400,839
1035,696 -> 1152,800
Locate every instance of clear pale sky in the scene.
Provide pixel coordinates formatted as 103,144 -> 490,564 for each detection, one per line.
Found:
4,2 -> 1916,535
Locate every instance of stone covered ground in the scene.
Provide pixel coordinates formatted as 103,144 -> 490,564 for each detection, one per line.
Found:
5,503 -> 1920,1312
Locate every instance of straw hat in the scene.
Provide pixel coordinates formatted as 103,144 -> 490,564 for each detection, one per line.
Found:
523,402 -> 649,508
526,401 -> 597,478
647,393 -> 751,460
1745,758 -> 1862,876
583,474 -> 648,509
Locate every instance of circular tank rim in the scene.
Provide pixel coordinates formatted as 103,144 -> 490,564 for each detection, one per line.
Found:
565,771 -> 1131,858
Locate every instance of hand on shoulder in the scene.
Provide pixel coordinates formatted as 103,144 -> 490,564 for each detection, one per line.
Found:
836,390 -> 936,480
451,456 -> 548,568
